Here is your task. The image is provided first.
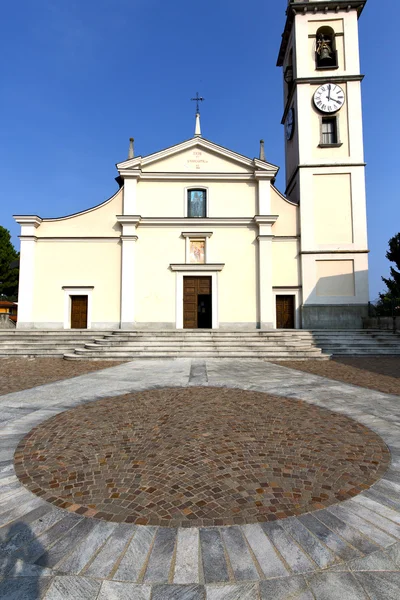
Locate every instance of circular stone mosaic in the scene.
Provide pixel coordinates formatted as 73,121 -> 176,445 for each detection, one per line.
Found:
14,387 -> 390,527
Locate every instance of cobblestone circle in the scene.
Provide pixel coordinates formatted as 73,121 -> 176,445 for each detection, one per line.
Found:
14,387 -> 390,527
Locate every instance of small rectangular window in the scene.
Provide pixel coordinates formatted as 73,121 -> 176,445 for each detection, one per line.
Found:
321,117 -> 338,145
187,189 -> 206,218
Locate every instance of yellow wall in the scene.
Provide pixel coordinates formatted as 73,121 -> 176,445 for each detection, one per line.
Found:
313,173 -> 353,244
137,181 -> 257,217
272,241 -> 300,287
271,188 -> 299,236
316,260 -> 355,297
134,226 -> 258,324
33,241 -> 121,324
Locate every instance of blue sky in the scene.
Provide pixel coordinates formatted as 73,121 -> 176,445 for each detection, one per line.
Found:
0,0 -> 397,300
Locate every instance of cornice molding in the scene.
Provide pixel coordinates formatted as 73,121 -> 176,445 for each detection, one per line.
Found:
169,263 -> 225,272
181,232 -> 213,238
137,217 -> 255,227
14,216 -> 42,227
301,249 -> 369,255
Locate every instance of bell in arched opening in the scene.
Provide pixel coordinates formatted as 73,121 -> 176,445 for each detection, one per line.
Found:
316,27 -> 338,69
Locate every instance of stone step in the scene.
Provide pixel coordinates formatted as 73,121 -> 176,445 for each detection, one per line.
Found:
71,349 -> 325,358
89,340 -> 319,348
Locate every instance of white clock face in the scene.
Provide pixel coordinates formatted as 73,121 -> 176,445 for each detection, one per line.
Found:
286,107 -> 295,140
313,83 -> 345,113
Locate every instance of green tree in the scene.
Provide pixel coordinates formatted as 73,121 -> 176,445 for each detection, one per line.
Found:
378,233 -> 400,315
0,226 -> 19,301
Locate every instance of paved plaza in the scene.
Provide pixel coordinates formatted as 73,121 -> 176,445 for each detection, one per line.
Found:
1,359 -> 400,599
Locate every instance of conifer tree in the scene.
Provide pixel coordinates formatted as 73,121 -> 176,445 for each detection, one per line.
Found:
0,226 -> 19,301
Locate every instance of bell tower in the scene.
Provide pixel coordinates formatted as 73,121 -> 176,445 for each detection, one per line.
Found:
278,0 -> 369,328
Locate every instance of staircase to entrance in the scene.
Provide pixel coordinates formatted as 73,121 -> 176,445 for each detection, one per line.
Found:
0,329 -> 399,360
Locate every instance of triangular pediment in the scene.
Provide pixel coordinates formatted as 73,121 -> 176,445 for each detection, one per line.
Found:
117,137 -> 278,177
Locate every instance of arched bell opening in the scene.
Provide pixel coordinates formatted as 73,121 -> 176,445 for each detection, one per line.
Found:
316,27 -> 338,70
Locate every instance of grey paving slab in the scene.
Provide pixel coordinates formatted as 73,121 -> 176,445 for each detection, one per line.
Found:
206,583 -> 259,599
36,515 -> 96,569
281,517 -> 338,569
97,580 -> 151,600
113,525 -> 156,582
0,495 -> 44,527
315,510 -> 380,555
189,361 -> 208,386
353,571 -> 400,600
143,527 -> 177,584
261,522 -> 316,573
2,558 -> 53,579
221,526 -> 259,581
0,503 -> 53,541
298,514 -> 361,563
85,522 -> 135,578
351,494 -> 400,524
327,505 -> 398,547
16,514 -> 83,564
386,542 -> 400,567
241,523 -> 289,578
0,576 -> 52,600
0,507 -> 62,556
55,520 -> 115,574
344,501 -> 400,539
307,572 -> 369,600
43,575 -> 101,600
347,549 -> 398,572
199,529 -> 230,584
174,528 -> 200,584
152,584 -> 205,599
259,575 -> 309,599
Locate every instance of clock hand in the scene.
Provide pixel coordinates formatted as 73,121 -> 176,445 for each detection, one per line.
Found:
327,84 -> 331,101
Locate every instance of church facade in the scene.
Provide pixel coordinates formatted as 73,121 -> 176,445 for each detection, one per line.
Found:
14,0 -> 369,331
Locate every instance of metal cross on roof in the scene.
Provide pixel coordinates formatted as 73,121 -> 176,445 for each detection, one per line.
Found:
191,92 -> 205,114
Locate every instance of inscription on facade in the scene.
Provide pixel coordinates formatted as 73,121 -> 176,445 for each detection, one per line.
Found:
186,150 -> 209,170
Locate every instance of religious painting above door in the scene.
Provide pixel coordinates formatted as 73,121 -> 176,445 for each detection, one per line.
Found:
189,240 -> 205,264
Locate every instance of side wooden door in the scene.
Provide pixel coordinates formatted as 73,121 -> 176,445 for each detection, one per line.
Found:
276,295 -> 295,329
70,295 -> 88,329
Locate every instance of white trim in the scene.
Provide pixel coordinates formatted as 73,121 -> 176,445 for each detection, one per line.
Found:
117,136 -> 279,173
138,173 -> 256,182
137,217 -> 254,227
273,288 -> 302,330
63,287 -> 93,330
16,237 -> 37,327
120,237 -> 138,328
170,264 -> 224,272
14,188 -> 122,223
175,271 -> 219,329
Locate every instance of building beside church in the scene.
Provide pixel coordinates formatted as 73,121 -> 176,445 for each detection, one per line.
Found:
14,0 -> 369,331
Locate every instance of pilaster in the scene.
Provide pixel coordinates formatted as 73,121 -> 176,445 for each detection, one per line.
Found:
14,216 -> 42,328
254,216 -> 278,329
117,216 -> 140,329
